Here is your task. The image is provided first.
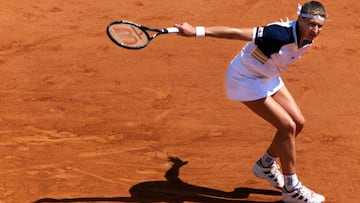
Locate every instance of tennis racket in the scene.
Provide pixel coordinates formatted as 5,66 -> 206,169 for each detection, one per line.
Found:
106,20 -> 179,49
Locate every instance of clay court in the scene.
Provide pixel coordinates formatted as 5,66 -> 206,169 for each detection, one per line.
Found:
0,0 -> 359,202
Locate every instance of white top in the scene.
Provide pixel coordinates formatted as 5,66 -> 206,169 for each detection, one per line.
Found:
225,20 -> 313,101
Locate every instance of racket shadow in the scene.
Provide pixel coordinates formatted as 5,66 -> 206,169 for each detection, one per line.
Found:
32,157 -> 282,203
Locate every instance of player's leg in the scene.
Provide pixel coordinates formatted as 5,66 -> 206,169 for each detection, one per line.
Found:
270,87 -> 325,202
243,93 -> 296,189
243,94 -> 297,175
245,86 -> 325,202
266,86 -> 305,174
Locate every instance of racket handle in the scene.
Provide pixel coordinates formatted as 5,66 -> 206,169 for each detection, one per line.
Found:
166,27 -> 179,33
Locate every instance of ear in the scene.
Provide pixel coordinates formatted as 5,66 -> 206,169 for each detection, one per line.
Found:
297,16 -> 306,27
297,15 -> 303,23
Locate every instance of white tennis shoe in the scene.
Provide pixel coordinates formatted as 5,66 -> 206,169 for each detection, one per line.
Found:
282,182 -> 325,203
252,160 -> 284,188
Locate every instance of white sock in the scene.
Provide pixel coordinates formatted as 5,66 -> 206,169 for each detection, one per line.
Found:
284,174 -> 299,191
260,151 -> 276,167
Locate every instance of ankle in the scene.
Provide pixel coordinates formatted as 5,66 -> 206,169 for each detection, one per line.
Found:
284,174 -> 300,191
260,151 -> 277,167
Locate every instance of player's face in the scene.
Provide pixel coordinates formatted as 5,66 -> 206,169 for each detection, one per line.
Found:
298,17 -> 325,41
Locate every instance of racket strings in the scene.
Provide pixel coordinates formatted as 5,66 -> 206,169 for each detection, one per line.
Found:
108,24 -> 149,48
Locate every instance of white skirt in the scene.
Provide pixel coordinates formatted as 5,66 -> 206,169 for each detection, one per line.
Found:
225,62 -> 284,102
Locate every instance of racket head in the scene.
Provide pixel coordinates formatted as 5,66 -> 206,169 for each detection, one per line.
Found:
106,20 -> 151,49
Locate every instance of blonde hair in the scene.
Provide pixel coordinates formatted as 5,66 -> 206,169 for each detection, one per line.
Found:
300,1 -> 327,19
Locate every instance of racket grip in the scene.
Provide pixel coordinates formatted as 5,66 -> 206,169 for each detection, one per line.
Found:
166,27 -> 179,33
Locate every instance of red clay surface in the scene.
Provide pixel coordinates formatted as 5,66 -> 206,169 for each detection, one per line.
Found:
0,1 -> 359,202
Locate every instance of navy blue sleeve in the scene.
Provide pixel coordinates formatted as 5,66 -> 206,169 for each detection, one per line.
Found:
254,24 -> 294,57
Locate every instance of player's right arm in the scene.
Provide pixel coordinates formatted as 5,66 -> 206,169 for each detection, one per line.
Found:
175,22 -> 254,41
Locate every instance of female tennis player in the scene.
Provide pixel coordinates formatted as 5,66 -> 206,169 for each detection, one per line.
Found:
175,1 -> 327,203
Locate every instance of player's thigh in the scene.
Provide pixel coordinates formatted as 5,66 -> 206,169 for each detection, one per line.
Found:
271,86 -> 305,125
243,97 -> 295,132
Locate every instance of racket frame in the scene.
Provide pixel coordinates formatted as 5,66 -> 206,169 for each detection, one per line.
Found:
106,20 -> 178,49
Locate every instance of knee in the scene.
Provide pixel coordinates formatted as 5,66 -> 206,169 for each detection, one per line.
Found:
280,118 -> 305,137
279,117 -> 305,136
280,119 -> 297,135
295,117 -> 306,136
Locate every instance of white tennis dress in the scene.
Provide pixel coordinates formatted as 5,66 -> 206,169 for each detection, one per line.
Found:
226,20 -> 312,101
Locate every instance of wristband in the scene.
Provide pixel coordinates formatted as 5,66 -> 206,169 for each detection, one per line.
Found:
195,26 -> 205,37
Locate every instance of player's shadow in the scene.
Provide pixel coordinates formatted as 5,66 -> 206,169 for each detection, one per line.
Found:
33,157 -> 282,203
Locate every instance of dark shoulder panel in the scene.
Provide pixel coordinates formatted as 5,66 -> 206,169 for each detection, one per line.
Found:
254,24 -> 295,57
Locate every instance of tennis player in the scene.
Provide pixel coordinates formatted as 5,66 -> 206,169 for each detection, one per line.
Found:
175,1 -> 327,202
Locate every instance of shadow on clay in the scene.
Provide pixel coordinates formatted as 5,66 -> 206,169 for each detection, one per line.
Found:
33,157 -> 282,203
